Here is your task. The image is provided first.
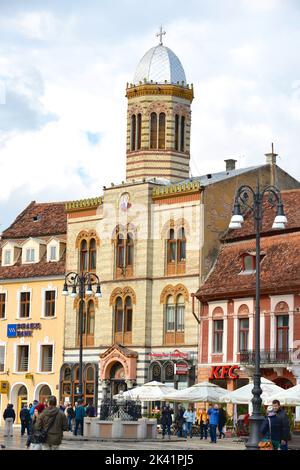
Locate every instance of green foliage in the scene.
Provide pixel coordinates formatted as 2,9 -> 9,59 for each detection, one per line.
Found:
287,407 -> 294,433
226,417 -> 233,428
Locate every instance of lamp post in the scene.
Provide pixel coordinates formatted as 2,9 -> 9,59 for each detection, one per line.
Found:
62,272 -> 102,402
229,182 -> 287,450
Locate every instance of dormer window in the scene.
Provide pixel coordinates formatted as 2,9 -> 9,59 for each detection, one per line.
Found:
4,250 -> 11,266
243,255 -> 255,272
26,248 -> 35,263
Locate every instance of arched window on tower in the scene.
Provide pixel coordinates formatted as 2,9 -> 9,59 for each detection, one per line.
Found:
137,113 -> 142,150
116,233 -> 125,269
150,112 -> 157,149
180,116 -> 185,152
131,114 -> 136,151
177,227 -> 186,262
175,114 -> 179,151
126,233 -> 134,271
115,227 -> 134,278
158,112 -> 166,149
80,240 -> 88,272
164,293 -> 185,345
77,299 -> 95,347
89,238 -> 97,271
114,296 -> 133,345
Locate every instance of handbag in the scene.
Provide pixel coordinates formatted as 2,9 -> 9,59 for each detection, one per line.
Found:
258,418 -> 273,451
32,412 -> 58,444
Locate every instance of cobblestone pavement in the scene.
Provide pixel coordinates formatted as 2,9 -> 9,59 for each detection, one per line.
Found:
1,427 -> 299,451
0,426 -> 246,450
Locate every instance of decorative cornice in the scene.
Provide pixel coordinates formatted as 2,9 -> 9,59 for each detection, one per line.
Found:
65,197 -> 103,213
126,84 -> 194,102
152,180 -> 201,200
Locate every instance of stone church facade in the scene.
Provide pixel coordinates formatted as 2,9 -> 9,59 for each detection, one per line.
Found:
60,36 -> 300,411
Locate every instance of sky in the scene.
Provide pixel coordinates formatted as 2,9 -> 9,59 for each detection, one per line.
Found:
1,0 -> 300,231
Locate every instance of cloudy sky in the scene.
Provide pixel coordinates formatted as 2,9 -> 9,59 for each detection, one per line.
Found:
1,0 -> 300,231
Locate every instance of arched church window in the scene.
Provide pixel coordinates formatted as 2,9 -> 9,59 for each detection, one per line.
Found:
175,114 -> 179,151
150,112 -> 157,149
180,116 -> 185,152
114,295 -> 133,345
131,114 -> 136,151
177,227 -> 186,261
167,229 -> 176,263
89,238 -> 97,271
158,112 -> 166,149
115,227 -> 134,278
137,113 -> 142,150
80,240 -> 88,272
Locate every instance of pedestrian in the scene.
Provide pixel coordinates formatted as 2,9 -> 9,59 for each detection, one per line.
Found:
26,408 -> 43,450
175,404 -> 185,438
272,399 -> 290,450
183,405 -> 196,439
59,401 -> 66,412
74,399 -> 87,436
161,403 -> 173,439
260,405 -> 281,450
3,404 -> 15,437
66,404 -> 75,431
29,400 -> 39,421
36,395 -> 68,450
86,401 -> 96,418
196,407 -> 208,440
218,406 -> 226,438
20,404 -> 31,436
207,404 -> 219,443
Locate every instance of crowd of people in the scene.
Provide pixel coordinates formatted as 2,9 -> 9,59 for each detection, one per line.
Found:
159,399 -> 291,449
2,397 -> 97,450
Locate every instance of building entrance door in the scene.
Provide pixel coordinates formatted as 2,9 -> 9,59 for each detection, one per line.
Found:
17,386 -> 28,424
109,362 -> 127,397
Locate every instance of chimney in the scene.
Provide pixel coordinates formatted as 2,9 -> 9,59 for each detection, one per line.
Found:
224,159 -> 237,171
265,143 -> 277,165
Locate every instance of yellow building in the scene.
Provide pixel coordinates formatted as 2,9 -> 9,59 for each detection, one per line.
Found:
0,201 -> 66,424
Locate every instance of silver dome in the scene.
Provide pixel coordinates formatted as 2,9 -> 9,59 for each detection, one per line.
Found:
133,45 -> 186,85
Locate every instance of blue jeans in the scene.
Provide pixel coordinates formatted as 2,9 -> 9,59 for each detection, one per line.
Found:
210,424 -> 217,443
74,419 -> 84,436
218,423 -> 225,438
280,442 -> 288,451
68,416 -> 73,431
184,422 -> 193,438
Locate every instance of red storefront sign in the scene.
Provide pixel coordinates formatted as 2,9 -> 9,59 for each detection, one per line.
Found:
209,365 -> 239,380
149,349 -> 190,360
174,363 -> 189,375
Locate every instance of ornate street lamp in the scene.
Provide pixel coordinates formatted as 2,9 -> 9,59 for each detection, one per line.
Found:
62,272 -> 102,402
229,182 -> 287,450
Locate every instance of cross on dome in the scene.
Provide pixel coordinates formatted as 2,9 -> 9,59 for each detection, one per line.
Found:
156,26 -> 166,45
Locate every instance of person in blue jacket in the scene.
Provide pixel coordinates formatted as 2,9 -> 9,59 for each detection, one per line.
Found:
207,404 -> 219,443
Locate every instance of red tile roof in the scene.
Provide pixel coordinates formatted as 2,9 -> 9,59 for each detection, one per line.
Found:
196,232 -> 300,301
224,189 -> 300,242
1,201 -> 67,239
0,251 -> 66,280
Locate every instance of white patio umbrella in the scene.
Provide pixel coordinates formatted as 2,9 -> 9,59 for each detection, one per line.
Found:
264,384 -> 300,406
163,381 -> 232,403
222,377 -> 284,404
113,381 -> 176,402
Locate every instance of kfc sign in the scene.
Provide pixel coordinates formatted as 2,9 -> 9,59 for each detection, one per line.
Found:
209,365 -> 239,380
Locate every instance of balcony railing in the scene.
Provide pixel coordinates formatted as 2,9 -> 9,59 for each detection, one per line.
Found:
240,349 -> 294,365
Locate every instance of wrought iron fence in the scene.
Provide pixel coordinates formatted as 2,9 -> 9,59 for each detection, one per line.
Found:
99,398 -> 142,421
240,349 -> 293,365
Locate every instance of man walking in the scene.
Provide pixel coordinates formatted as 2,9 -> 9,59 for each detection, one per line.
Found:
74,399 -> 86,436
208,404 -> 219,443
20,404 -> 31,436
66,404 -> 75,431
3,404 -> 15,437
272,399 -> 290,450
161,403 -> 173,440
175,404 -> 185,438
36,395 -> 68,450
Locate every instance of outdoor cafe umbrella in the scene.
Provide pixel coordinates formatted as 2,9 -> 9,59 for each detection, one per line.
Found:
113,381 -> 176,402
163,381 -> 232,403
264,384 -> 300,406
221,377 -> 284,404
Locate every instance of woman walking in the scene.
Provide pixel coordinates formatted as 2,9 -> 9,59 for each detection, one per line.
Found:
26,407 -> 43,450
183,405 -> 196,439
218,406 -> 226,438
260,406 -> 281,450
3,404 -> 15,437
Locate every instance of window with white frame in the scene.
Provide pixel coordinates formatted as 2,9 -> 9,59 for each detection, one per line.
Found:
40,345 -> 53,372
0,293 -> 6,319
50,246 -> 57,261
26,248 -> 35,263
213,320 -> 223,353
16,345 -> 29,372
3,250 -> 11,265
0,345 -> 5,372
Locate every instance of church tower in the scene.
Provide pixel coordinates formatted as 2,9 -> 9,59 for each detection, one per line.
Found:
126,28 -> 194,183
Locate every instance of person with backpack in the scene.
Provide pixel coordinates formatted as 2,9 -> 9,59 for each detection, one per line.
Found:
3,404 -> 15,437
74,399 -> 87,436
20,404 -> 31,436
35,395 -> 68,450
66,404 -> 75,431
